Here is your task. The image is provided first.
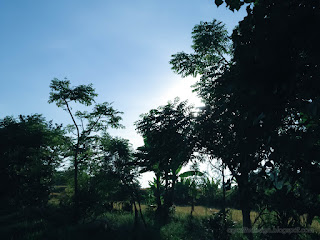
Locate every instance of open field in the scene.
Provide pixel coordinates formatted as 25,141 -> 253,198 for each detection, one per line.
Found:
1,204 -> 319,239
48,192 -> 320,233
47,193 -> 320,234
141,204 -> 260,221
140,205 -> 320,233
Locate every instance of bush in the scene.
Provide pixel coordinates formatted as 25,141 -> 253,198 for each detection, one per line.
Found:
203,210 -> 235,240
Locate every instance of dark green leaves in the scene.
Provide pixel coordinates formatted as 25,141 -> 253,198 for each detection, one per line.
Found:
92,102 -> 124,129
135,98 -> 195,181
225,0 -> 243,11
0,114 -> 67,207
191,20 -> 229,56
48,78 -> 123,135
170,52 -> 202,77
179,170 -> 204,178
48,78 -> 97,107
214,0 -> 253,11
170,19 -> 231,84
215,0 -> 223,7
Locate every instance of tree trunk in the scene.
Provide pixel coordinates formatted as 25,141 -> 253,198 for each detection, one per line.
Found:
222,163 -> 226,216
238,177 -> 253,240
163,170 -> 170,224
155,174 -> 162,221
133,201 -> 139,227
190,196 -> 195,216
73,141 -> 79,223
242,206 -> 252,239
221,163 -> 227,239
65,100 -> 80,223
170,174 -> 177,207
134,187 -> 147,228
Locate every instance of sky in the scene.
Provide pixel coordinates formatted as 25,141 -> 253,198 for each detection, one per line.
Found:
0,0 -> 246,187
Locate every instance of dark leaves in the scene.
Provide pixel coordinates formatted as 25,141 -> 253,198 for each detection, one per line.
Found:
215,0 -> 223,7
48,78 -> 97,107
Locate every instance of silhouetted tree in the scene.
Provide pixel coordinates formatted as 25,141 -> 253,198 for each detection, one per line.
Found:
48,78 -> 123,221
0,114 -> 66,207
171,1 -> 320,238
171,19 -> 264,238
135,98 -> 195,223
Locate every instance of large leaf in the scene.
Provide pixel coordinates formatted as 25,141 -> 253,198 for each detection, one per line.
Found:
179,170 -> 204,178
175,163 -> 184,175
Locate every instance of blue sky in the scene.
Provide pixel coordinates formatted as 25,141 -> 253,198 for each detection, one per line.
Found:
0,0 -> 246,185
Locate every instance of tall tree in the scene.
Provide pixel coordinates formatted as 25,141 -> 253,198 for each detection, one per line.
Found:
48,78 -> 123,221
170,19 -> 264,237
135,98 -> 195,223
171,1 -> 320,238
224,0 -> 320,232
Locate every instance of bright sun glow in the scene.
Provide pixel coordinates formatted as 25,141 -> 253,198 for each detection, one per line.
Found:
159,76 -> 203,108
139,76 -> 205,188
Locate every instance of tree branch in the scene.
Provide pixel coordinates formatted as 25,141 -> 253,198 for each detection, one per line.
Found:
64,99 -> 80,139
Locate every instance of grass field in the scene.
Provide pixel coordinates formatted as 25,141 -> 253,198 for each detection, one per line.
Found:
48,191 -> 320,234
140,205 -> 320,233
1,203 -> 319,239
48,190 -> 320,235
48,186 -> 320,233
141,205 -> 257,221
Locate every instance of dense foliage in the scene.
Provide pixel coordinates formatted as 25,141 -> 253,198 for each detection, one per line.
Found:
0,114 -> 66,208
135,98 -> 195,223
170,0 -> 320,239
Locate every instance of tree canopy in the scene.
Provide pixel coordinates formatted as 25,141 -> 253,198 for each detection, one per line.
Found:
135,98 -> 195,223
0,114 -> 66,207
170,1 -> 320,238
